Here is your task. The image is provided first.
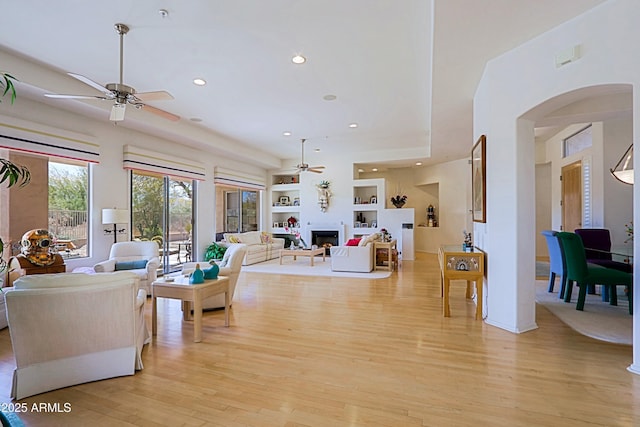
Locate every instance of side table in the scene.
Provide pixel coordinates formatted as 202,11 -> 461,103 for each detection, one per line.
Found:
152,275 -> 230,343
438,245 -> 485,320
7,254 -> 66,287
374,239 -> 397,271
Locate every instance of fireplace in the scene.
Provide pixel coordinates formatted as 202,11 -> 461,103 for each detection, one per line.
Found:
311,230 -> 339,255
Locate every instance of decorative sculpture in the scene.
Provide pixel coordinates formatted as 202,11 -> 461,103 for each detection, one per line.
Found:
20,229 -> 58,266
316,180 -> 332,213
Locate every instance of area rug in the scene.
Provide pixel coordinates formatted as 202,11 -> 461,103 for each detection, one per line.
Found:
242,257 -> 391,279
535,280 -> 632,345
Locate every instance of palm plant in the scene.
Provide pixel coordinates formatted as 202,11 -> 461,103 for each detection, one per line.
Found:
1,71 -> 30,272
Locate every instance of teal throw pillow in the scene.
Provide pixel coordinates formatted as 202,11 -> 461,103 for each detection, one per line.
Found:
115,260 -> 148,271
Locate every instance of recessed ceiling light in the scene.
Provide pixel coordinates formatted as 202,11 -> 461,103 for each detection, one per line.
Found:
323,94 -> 337,101
283,131 -> 292,136
349,123 -> 358,128
292,54 -> 306,64
193,78 -> 206,86
358,168 -> 364,173
416,162 -> 422,166
314,148 -> 320,152
372,168 -> 378,172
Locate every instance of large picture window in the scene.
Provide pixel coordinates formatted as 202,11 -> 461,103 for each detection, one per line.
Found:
0,150 -> 89,259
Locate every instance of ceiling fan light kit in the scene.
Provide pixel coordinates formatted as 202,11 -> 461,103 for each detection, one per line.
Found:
44,23 -> 179,123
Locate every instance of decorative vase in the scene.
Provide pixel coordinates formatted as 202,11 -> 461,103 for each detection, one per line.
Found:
204,263 -> 219,279
189,263 -> 205,284
392,201 -> 405,208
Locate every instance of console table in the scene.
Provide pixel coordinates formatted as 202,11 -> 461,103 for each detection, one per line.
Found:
438,245 -> 485,319
6,254 -> 66,287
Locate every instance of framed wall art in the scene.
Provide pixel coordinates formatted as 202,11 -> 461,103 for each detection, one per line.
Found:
471,135 -> 486,223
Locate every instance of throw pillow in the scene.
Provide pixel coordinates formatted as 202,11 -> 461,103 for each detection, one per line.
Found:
115,260 -> 148,271
260,231 -> 273,244
227,235 -> 241,243
345,238 -> 361,246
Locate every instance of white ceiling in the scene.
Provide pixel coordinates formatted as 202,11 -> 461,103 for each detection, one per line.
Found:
0,0 -> 606,170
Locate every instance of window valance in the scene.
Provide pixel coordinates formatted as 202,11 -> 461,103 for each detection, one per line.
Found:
214,167 -> 266,190
123,144 -> 206,181
0,115 -> 100,163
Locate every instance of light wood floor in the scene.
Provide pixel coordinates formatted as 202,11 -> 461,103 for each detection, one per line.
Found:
1,253 -> 638,426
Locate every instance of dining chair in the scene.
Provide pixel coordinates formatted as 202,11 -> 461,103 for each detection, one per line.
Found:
574,228 -> 632,273
556,231 -> 633,315
540,230 -> 570,298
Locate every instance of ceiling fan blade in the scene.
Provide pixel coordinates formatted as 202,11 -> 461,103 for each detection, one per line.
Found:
135,90 -> 174,102
68,72 -> 113,96
140,104 -> 180,122
44,93 -> 104,100
309,165 -> 325,170
308,169 -> 324,174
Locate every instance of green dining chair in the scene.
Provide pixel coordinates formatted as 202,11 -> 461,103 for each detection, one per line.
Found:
556,231 -> 633,315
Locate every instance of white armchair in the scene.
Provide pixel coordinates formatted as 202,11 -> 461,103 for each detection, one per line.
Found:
94,241 -> 160,295
5,272 -> 149,399
182,243 -> 248,310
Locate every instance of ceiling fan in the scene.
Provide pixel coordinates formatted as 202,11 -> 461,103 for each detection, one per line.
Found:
44,23 -> 179,122
295,138 -> 325,173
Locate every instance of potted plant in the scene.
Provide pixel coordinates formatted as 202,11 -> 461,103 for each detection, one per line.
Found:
204,242 -> 227,262
0,71 -> 30,273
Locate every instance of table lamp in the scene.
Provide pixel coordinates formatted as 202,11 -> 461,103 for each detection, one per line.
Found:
102,208 -> 129,244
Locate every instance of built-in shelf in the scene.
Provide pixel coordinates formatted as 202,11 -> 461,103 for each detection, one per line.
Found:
270,173 -> 302,230
351,178 -> 384,236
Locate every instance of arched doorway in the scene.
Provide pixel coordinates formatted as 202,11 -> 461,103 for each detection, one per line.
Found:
521,84 -> 633,344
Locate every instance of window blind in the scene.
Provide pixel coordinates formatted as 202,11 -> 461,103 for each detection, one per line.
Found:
214,166 -> 266,190
0,115 -> 100,163
123,144 -> 206,181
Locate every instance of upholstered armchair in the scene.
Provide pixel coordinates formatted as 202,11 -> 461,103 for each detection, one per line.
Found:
94,241 -> 160,295
5,271 -> 150,399
182,243 -> 248,310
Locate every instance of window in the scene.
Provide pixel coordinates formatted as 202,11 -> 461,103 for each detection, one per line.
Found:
563,125 -> 592,158
131,171 -> 194,274
0,151 -> 89,259
48,160 -> 89,259
216,185 -> 259,234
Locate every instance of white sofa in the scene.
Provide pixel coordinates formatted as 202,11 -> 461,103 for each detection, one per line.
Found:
5,271 -> 150,400
330,234 -> 380,273
181,243 -> 248,310
94,241 -> 160,295
219,231 -> 284,265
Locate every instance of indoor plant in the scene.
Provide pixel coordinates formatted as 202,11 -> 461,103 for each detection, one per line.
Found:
0,71 -> 30,273
204,241 -> 227,262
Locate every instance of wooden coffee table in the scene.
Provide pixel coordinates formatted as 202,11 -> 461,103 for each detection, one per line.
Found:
279,247 -> 326,266
152,275 -> 230,342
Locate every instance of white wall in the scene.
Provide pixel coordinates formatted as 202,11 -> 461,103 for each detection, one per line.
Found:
474,0 -> 640,372
535,163 -> 552,258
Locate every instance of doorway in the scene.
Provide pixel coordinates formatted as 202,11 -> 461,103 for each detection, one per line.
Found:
131,171 -> 194,274
561,161 -> 582,232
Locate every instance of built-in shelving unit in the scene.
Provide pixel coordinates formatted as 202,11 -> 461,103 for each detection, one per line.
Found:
270,174 -> 300,232
352,178 -> 384,237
